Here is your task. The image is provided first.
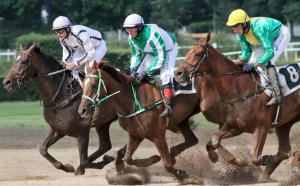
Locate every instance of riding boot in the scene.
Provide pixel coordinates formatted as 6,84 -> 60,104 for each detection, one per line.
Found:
266,64 -> 282,106
160,86 -> 173,118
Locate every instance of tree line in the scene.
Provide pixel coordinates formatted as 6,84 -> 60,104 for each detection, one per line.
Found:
0,0 -> 300,48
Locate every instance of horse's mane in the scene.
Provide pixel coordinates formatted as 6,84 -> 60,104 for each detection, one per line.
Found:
100,63 -> 132,84
25,43 -> 63,71
207,44 -> 241,71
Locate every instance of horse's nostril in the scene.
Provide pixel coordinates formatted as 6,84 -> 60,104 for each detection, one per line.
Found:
176,71 -> 183,76
3,80 -> 10,85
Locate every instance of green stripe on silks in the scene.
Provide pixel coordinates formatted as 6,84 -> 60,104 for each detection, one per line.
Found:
147,33 -> 166,75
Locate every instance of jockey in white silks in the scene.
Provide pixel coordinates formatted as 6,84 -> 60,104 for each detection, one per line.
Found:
226,9 -> 291,106
123,13 -> 178,118
52,16 -> 107,86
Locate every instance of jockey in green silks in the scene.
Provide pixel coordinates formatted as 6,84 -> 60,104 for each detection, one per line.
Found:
123,13 -> 178,118
226,9 -> 291,105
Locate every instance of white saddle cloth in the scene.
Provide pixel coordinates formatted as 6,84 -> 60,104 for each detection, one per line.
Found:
257,63 -> 300,97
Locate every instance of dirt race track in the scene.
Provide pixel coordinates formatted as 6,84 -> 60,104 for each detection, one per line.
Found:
0,127 -> 299,186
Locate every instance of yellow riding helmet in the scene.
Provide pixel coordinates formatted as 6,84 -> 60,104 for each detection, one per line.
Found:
226,9 -> 250,26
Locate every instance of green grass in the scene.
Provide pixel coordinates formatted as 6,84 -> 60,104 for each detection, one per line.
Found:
1,101 -> 298,132
0,101 -> 215,130
0,101 -> 47,128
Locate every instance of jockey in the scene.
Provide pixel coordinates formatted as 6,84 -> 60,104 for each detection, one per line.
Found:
52,16 -> 107,86
123,13 -> 178,118
226,9 -> 291,106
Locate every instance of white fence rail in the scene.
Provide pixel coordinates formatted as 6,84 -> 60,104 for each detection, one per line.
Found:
0,49 -> 16,62
176,42 -> 300,62
0,42 -> 300,63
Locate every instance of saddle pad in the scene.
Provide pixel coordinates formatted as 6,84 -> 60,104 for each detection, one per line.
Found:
173,76 -> 197,96
150,76 -> 197,96
258,63 -> 300,97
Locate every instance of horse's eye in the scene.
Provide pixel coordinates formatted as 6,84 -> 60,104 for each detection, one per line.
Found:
20,60 -> 27,64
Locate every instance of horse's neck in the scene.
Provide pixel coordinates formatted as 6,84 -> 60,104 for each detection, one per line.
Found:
202,49 -> 256,99
33,54 -> 74,105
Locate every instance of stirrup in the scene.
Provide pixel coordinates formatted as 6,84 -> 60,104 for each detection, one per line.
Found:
266,97 -> 279,106
160,107 -> 172,117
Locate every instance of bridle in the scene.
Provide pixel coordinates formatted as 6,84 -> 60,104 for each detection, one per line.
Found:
182,43 -> 244,78
81,68 -> 120,107
182,43 -> 209,76
11,51 -> 33,87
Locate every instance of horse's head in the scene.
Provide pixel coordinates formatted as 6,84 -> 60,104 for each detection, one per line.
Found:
3,44 -> 38,91
175,33 -> 211,83
78,61 -> 102,118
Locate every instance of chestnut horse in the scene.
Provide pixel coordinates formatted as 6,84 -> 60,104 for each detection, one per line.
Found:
3,44 -> 117,175
78,62 -> 201,179
174,33 -> 300,181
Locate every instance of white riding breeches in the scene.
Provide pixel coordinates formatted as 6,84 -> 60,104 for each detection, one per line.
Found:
137,43 -> 178,85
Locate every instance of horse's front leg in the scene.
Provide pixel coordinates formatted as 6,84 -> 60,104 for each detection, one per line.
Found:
170,120 -> 199,165
124,135 -> 161,167
251,126 -> 268,166
258,124 -> 292,182
153,135 -> 187,180
86,122 -> 115,168
208,123 -> 245,166
75,131 -> 90,175
39,129 -> 75,173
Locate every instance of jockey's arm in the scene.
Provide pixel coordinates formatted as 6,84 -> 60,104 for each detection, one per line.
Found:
237,35 -> 252,62
76,32 -> 96,66
146,35 -> 167,75
255,29 -> 274,66
129,40 -> 142,72
61,41 -> 72,64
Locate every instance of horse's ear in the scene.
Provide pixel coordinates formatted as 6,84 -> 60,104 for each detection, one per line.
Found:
206,32 -> 211,44
28,43 -> 36,52
98,62 -> 104,69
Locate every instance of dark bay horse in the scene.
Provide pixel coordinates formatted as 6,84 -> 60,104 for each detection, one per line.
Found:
174,33 -> 300,181
78,62 -> 201,179
3,44 -> 117,175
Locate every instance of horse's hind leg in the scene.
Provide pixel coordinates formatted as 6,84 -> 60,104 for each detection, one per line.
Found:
125,135 -> 161,167
259,123 -> 293,182
86,122 -> 115,167
39,129 -> 75,173
170,119 -> 199,164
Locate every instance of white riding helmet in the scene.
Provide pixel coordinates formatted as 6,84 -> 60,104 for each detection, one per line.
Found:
52,16 -> 71,30
123,14 -> 144,28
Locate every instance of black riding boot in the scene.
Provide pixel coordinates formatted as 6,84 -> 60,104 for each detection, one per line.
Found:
160,96 -> 173,118
266,63 -> 282,106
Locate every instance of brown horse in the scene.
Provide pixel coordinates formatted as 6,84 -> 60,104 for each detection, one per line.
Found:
174,33 -> 300,181
78,62 -> 201,179
3,44 -> 117,175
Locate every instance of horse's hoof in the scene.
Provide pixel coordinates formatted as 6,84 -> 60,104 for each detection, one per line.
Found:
175,169 -> 188,180
103,155 -> 115,163
208,150 -> 218,163
258,171 -> 270,183
74,167 -> 85,175
261,155 -> 275,166
171,157 -> 176,165
62,164 -> 75,173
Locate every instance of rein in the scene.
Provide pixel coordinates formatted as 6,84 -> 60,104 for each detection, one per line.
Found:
185,44 -> 268,104
82,68 -> 163,117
